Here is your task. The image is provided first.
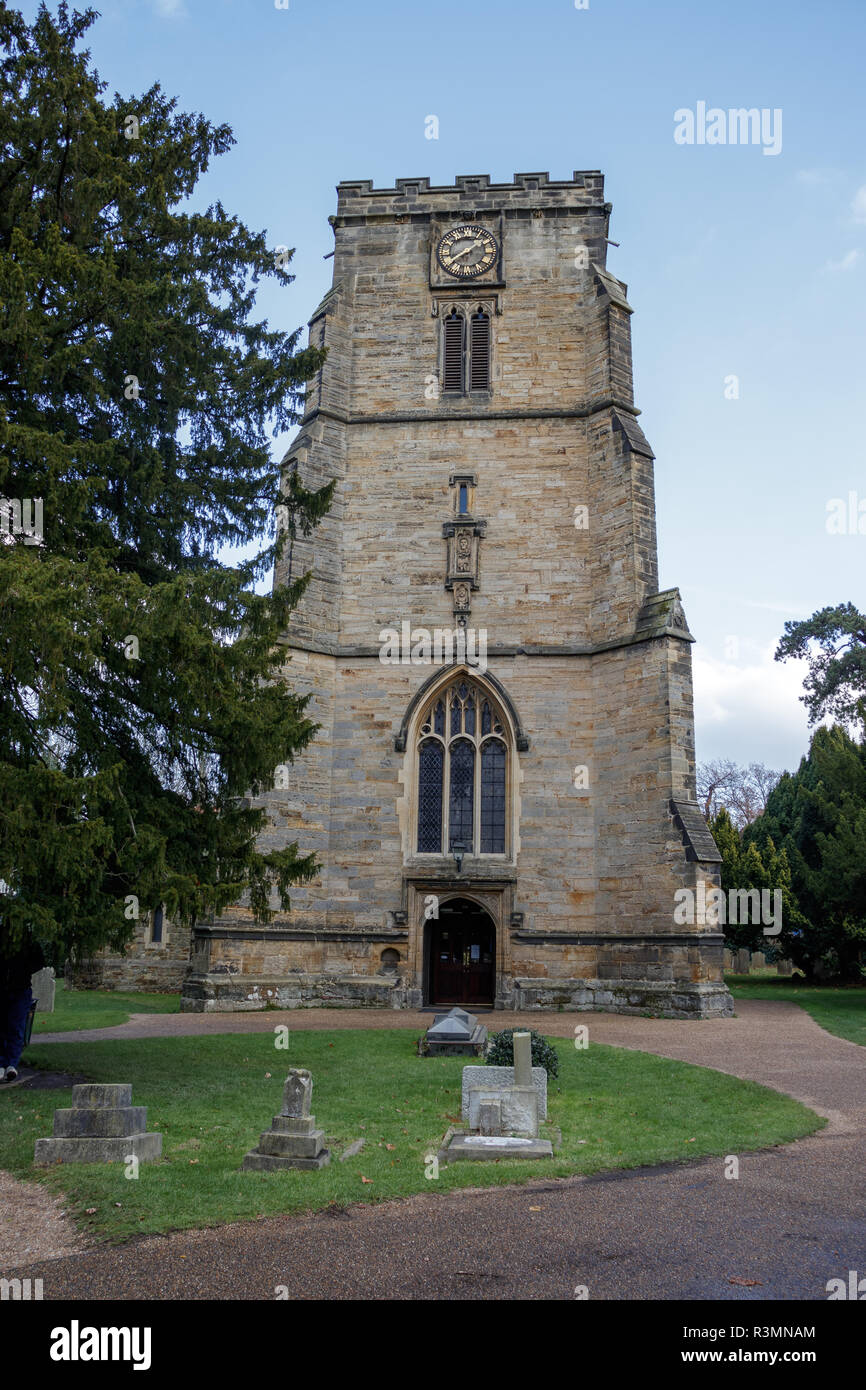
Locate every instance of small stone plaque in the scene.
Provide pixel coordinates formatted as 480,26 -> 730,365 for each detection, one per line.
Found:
468,1136 -> 536,1147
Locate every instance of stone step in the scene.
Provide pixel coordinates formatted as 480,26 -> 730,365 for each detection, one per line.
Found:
270,1115 -> 316,1136
256,1129 -> 326,1160
70,1083 -> 133,1109
53,1106 -> 148,1139
241,1149 -> 330,1172
34,1132 -> 162,1166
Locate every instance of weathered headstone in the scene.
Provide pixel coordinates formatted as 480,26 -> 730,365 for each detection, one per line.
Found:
34,1083 -> 162,1164
776,959 -> 794,977
241,1068 -> 330,1172
461,1065 -> 547,1121
31,967 -> 55,1013
734,949 -> 751,975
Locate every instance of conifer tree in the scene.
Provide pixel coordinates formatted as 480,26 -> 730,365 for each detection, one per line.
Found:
0,3 -> 331,964
709,808 -> 805,960
745,726 -> 866,978
775,602 -> 866,729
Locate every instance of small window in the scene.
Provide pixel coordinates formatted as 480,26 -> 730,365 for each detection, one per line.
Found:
458,484 -> 468,514
151,906 -> 164,945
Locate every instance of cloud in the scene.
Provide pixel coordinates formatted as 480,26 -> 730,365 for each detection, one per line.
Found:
692,643 -> 812,771
153,0 -> 186,15
822,249 -> 860,274
851,185 -> 866,224
795,168 -> 839,187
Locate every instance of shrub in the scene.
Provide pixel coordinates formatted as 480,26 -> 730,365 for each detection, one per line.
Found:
485,1029 -> 559,1079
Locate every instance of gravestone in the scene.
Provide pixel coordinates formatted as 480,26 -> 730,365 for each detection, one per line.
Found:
242,1068 -> 330,1172
31,967 -> 55,1013
461,1064 -> 547,1122
776,959 -> 794,976
734,949 -> 751,974
444,1030 -> 552,1163
34,1083 -> 162,1164
424,1007 -> 487,1057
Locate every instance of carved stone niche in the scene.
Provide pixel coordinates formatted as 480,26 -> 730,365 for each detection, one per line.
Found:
442,519 -> 486,592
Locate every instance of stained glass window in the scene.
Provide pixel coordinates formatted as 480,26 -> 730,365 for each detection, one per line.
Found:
433,700 -> 445,736
480,739 -> 507,854
448,739 -> 475,851
417,739 -> 444,852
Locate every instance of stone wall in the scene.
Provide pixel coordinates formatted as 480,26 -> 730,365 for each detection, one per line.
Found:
66,911 -> 190,994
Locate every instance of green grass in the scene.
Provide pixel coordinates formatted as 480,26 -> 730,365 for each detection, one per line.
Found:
32,979 -> 180,1034
727,974 -> 866,1047
2,1030 -> 822,1243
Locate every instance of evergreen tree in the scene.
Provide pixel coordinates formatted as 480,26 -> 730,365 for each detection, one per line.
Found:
775,602 -> 866,729
0,4 -> 331,965
745,726 -> 866,978
709,808 -> 805,959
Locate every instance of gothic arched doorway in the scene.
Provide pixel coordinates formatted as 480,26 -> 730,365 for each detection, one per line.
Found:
427,897 -> 495,1007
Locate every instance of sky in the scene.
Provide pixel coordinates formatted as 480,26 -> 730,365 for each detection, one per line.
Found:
21,0 -> 866,774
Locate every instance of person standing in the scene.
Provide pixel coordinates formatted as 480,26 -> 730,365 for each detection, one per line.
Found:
0,934 -> 45,1083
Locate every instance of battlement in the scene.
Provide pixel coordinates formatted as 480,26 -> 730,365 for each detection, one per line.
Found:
335,170 -> 606,217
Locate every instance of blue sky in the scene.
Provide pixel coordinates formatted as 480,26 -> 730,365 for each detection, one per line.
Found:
25,0 -> 866,772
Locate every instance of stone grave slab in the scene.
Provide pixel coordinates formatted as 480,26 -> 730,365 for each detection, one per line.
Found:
443,1134 -> 553,1163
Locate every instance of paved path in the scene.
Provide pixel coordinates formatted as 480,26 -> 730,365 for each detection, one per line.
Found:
14,1000 -> 866,1299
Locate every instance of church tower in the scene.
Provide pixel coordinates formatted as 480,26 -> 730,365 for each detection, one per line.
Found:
182,171 -> 733,1018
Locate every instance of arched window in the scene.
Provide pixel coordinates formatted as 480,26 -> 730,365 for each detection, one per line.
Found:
415,677 -> 509,856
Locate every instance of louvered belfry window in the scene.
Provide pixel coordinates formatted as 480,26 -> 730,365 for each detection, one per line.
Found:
443,310 -> 465,393
470,309 -> 491,391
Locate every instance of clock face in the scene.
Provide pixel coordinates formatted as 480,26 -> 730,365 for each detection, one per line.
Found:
437,224 -> 498,278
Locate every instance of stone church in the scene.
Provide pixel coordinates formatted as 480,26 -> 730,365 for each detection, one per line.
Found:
181,171 -> 732,1018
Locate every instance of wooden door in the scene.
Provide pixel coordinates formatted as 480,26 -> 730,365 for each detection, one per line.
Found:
430,913 -> 495,1006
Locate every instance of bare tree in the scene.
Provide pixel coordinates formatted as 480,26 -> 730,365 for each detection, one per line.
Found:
697,759 -> 739,821
697,760 -> 782,829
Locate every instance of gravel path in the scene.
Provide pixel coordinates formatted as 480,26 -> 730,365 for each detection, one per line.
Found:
0,1170 -> 90,1269
6,999 -> 865,1299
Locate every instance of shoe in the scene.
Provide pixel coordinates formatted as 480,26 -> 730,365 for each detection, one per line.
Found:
5,1068 -> 17,1082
